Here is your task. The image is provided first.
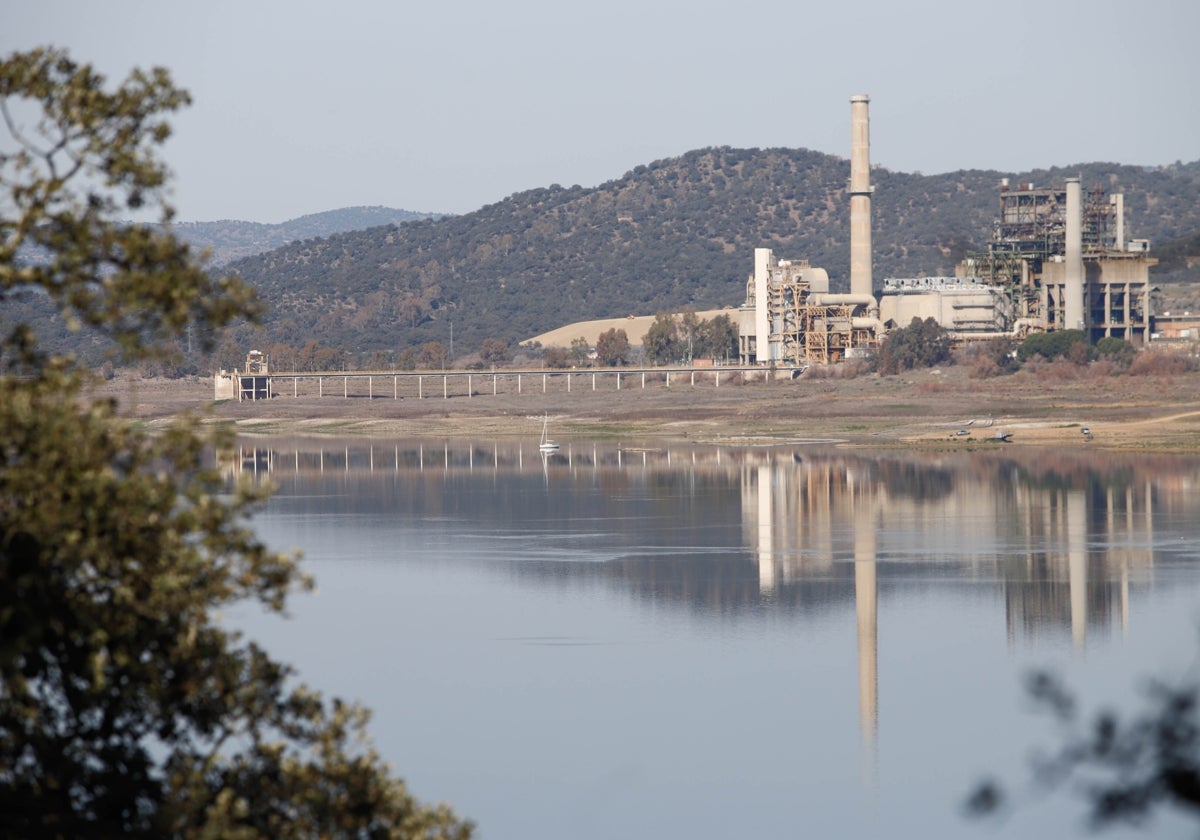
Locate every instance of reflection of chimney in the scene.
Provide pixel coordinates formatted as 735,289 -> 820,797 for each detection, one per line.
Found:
1067,488 -> 1088,650
757,464 -> 775,593
854,507 -> 878,781
1065,177 -> 1084,331
849,94 -> 873,298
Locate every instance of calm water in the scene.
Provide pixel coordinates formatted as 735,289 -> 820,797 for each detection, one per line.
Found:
231,439 -> 1200,839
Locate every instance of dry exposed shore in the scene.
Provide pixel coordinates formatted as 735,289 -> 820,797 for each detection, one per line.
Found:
94,365 -> 1200,452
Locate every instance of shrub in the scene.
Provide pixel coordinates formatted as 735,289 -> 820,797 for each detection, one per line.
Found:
964,337 -> 1019,379
1017,329 -> 1089,362
877,317 -> 953,375
1094,336 -> 1136,370
1128,350 -> 1197,376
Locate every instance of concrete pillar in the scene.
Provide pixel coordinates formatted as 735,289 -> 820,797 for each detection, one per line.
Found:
1065,177 -> 1085,331
849,94 -> 873,299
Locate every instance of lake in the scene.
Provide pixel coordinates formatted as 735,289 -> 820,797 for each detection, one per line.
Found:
231,438 -> 1200,839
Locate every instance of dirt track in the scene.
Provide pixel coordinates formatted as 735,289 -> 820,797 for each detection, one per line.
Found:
96,364 -> 1200,451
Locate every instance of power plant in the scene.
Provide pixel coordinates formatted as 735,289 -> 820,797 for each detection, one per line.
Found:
737,95 -> 1158,366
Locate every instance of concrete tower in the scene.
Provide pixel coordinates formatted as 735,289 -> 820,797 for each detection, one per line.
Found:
1065,177 -> 1085,331
753,247 -> 772,363
849,94 -> 873,298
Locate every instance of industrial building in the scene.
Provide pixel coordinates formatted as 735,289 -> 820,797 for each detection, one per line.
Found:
738,95 -> 1158,366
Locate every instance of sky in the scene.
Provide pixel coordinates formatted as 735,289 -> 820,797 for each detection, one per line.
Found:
3,0 -> 1198,223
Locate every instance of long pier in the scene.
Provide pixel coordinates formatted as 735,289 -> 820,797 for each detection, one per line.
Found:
220,365 -> 796,402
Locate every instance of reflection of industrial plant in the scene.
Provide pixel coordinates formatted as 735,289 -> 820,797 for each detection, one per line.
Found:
738,95 -> 1156,366
742,450 -> 1166,644
234,439 -> 1198,768
230,438 -> 1192,650
741,449 -> 1185,765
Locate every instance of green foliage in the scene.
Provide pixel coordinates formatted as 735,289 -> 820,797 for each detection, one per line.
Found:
1017,329 -> 1089,363
677,310 -> 701,362
1095,336 -> 1136,369
0,48 -> 471,839
876,317 -> 952,375
643,313 -> 681,365
0,47 -> 263,369
694,313 -> 738,361
595,328 -> 630,366
642,311 -> 737,365
967,672 -> 1200,830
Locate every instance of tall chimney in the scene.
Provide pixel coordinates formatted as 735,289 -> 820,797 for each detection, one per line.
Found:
753,247 -> 771,363
849,94 -> 873,298
1065,177 -> 1084,331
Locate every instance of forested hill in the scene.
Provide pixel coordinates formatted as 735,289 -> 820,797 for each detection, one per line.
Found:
222,149 -> 1200,360
175,206 -> 442,265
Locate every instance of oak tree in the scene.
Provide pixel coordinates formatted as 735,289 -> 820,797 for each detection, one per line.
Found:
0,47 -> 471,839
595,327 -> 630,367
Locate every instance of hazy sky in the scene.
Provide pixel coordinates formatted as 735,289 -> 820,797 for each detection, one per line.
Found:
4,0 -> 1198,223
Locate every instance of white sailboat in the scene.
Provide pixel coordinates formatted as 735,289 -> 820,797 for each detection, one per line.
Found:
539,414 -> 560,452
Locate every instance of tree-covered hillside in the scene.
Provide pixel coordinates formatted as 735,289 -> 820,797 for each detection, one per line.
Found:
174,206 -> 443,265
221,148 -> 1200,362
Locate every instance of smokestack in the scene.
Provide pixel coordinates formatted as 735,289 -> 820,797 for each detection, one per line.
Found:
1065,177 -> 1084,331
754,247 -> 771,363
849,95 -> 873,298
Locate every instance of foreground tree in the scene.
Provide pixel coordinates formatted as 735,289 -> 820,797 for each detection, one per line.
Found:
0,47 -> 471,838
967,672 -> 1200,830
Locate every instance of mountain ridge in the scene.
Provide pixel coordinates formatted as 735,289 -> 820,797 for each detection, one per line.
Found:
174,205 -> 445,265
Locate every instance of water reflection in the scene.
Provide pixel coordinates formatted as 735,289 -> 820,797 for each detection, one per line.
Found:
232,438 -> 1200,837
226,440 -> 1192,655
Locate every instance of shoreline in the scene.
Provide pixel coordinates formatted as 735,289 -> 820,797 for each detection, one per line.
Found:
98,365 -> 1200,452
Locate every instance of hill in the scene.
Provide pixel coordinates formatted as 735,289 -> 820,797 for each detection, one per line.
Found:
10,150 -> 1200,371
174,206 -> 444,265
218,148 -> 1200,367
